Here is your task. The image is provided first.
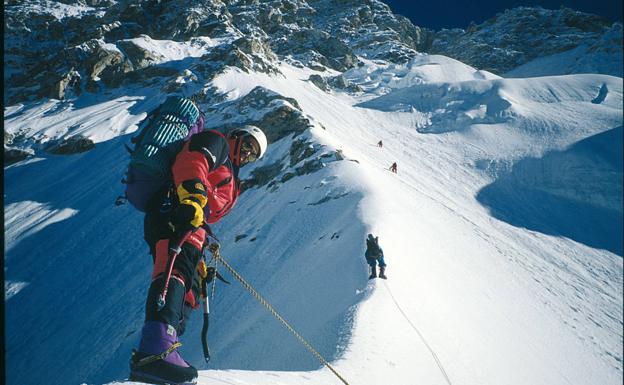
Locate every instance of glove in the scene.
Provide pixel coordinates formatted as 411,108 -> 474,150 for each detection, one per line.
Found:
197,260 -> 217,299
169,179 -> 208,233
197,260 -> 217,283
198,259 -> 208,280
197,259 -> 209,299
168,199 -> 204,233
206,266 -> 216,283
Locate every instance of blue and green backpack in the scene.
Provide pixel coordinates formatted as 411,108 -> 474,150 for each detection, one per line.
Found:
122,96 -> 205,212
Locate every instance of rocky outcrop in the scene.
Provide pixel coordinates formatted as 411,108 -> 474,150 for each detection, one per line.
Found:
81,40 -> 128,90
4,0 -> 232,104
250,106 -> 313,143
272,28 -> 358,71
116,38 -> 166,70
307,74 -> 363,93
308,74 -> 330,92
242,161 -> 286,191
215,86 -> 311,143
46,136 -> 96,155
306,0 -> 433,63
4,0 -> 436,105
290,138 -> 321,166
6,1 -> 619,107
4,147 -> 34,165
231,35 -> 280,73
242,135 -> 346,191
49,70 -> 82,100
103,0 -> 231,41
428,6 -> 622,75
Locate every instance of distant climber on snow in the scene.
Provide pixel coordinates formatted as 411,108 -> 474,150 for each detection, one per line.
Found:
365,234 -> 387,279
124,97 -> 268,385
377,140 -> 383,148
390,162 -> 397,173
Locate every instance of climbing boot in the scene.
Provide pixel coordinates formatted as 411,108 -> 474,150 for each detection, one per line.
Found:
379,266 -> 387,280
130,321 -> 198,384
369,265 -> 377,279
131,274 -> 197,384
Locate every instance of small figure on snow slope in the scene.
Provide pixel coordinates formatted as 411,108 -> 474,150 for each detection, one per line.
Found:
377,140 -> 383,148
128,103 -> 268,385
365,234 -> 387,279
389,162 -> 397,173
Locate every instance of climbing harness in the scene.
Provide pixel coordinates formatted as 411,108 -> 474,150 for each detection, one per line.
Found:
208,244 -> 351,385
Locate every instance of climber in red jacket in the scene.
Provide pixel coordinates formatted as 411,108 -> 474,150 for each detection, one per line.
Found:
130,125 -> 268,385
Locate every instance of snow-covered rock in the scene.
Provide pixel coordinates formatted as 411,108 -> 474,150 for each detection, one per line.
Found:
428,6 -> 623,77
3,0 -> 431,105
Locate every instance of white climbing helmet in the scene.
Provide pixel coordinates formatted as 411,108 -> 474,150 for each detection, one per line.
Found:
230,125 -> 268,159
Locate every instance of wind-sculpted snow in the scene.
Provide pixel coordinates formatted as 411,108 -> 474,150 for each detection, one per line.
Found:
357,80 -> 511,132
356,73 -> 623,138
4,200 -> 79,257
343,55 -> 499,97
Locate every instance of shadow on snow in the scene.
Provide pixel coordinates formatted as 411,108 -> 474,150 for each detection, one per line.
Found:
477,126 -> 623,256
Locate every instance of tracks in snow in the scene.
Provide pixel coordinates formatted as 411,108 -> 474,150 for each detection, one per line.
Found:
381,281 -> 454,385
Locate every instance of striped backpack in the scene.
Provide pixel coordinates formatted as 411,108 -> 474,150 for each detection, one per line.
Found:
122,96 -> 205,212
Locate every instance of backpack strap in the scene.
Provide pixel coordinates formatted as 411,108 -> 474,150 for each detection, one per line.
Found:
131,106 -> 162,146
129,106 -> 194,152
160,112 -> 192,129
159,181 -> 176,214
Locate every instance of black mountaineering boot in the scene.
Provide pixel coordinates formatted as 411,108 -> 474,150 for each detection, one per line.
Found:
369,265 -> 377,279
379,266 -> 387,279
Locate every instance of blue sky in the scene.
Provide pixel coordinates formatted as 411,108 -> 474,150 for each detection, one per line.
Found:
382,0 -> 623,29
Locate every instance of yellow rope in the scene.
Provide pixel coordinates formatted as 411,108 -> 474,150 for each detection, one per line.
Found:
211,247 -> 350,385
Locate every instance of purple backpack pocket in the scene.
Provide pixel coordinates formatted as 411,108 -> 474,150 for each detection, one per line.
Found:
185,114 -> 205,139
124,165 -> 167,212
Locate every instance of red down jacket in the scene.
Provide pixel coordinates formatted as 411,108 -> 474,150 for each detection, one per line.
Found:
171,130 -> 240,249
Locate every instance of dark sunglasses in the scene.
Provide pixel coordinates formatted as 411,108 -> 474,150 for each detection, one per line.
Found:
239,138 -> 260,164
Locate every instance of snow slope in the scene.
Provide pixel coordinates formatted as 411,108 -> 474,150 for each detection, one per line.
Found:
4,52 -> 623,385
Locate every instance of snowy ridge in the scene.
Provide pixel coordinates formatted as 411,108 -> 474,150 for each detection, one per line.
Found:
6,56 -> 623,385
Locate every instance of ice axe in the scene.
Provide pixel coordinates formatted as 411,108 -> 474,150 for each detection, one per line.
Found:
200,243 -> 230,362
201,273 -> 211,362
157,229 -> 192,311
